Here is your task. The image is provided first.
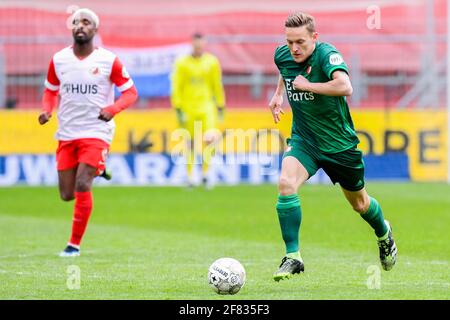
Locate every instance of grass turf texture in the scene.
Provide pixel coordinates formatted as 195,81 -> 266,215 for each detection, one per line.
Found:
0,183 -> 448,299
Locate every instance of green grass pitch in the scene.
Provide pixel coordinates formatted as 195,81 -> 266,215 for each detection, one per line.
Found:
0,183 -> 448,299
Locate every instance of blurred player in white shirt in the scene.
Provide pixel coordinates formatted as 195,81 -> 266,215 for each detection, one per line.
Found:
38,8 -> 138,257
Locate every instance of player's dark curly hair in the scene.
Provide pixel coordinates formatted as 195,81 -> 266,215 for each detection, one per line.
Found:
285,12 -> 316,33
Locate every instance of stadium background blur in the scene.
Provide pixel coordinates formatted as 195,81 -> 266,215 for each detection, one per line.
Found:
0,0 -> 449,301
0,0 -> 447,185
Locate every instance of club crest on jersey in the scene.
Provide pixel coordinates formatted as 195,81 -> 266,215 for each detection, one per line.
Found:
90,67 -> 100,75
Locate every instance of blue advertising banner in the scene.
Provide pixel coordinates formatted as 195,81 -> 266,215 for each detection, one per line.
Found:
0,153 -> 409,186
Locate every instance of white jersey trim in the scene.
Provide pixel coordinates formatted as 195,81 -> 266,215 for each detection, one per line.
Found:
117,79 -> 134,92
45,79 -> 60,91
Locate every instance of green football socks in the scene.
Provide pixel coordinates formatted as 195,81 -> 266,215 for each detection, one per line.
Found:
360,197 -> 388,238
276,194 -> 302,254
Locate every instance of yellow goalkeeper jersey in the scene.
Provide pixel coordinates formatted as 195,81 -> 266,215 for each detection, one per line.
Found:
170,53 -> 225,114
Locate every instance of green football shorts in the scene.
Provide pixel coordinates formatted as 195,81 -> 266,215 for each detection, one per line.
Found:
283,138 -> 365,192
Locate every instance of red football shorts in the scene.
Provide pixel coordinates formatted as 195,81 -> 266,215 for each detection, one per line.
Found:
56,138 -> 110,175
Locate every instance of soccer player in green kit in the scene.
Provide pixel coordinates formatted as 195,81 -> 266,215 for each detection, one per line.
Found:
269,12 -> 397,281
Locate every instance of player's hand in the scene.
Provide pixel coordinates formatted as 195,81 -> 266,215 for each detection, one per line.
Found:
98,109 -> 114,122
38,112 -> 52,125
269,93 -> 284,124
292,75 -> 311,91
217,106 -> 225,123
176,109 -> 186,126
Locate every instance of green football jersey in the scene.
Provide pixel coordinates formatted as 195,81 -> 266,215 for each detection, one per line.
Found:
274,41 -> 359,153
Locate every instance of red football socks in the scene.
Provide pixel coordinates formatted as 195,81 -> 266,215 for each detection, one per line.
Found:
69,191 -> 93,247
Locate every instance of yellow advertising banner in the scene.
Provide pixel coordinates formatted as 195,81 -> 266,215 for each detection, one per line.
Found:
352,111 -> 448,182
0,109 -> 447,181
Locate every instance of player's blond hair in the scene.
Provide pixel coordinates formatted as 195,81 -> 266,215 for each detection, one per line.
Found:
285,12 -> 315,33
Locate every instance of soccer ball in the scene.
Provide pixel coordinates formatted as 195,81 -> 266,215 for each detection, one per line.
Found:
208,257 -> 246,295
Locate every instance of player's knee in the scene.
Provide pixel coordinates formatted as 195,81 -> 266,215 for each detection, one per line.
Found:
60,192 -> 75,201
204,130 -> 220,145
352,199 -> 370,214
204,137 -> 214,145
75,178 -> 92,192
278,176 -> 296,195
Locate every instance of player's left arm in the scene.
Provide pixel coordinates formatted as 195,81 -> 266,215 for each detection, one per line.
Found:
292,70 -> 352,97
211,58 -> 226,121
99,57 -> 138,122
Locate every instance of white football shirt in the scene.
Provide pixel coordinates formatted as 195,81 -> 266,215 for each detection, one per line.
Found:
45,46 -> 134,144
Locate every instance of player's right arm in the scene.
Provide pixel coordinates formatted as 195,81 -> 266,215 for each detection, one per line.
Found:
292,48 -> 352,97
39,58 -> 60,125
269,74 -> 285,124
170,58 -> 186,125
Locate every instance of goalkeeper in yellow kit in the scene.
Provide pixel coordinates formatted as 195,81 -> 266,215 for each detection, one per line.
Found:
170,33 -> 226,188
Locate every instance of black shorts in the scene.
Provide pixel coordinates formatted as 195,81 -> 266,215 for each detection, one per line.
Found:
283,139 -> 365,191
